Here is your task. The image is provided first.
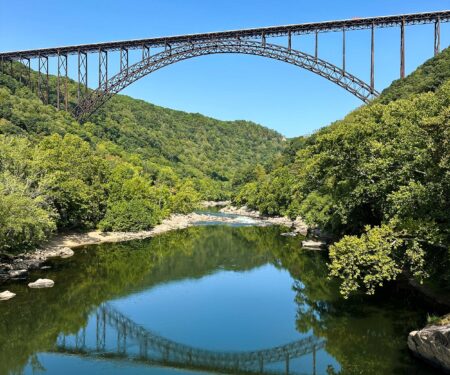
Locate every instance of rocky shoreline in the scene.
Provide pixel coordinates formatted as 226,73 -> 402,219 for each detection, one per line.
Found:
219,205 -> 309,234
1,203 -> 449,372
0,208 -> 308,285
408,315 -> 450,373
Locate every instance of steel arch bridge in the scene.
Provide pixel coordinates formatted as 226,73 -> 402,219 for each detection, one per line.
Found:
75,40 -> 377,121
0,10 -> 449,121
51,303 -> 325,374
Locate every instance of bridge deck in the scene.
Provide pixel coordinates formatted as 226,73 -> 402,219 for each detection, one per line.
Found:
1,10 -> 449,59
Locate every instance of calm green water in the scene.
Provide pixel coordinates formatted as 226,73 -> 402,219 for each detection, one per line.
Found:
0,223 -> 444,375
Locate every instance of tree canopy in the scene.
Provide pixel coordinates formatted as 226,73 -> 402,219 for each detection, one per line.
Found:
0,62 -> 284,252
234,47 -> 450,297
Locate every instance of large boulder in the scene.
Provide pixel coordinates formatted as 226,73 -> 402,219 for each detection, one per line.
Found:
0,290 -> 16,301
28,278 -> 54,288
408,321 -> 450,373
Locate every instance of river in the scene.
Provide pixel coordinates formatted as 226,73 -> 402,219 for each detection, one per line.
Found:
0,216 -> 445,374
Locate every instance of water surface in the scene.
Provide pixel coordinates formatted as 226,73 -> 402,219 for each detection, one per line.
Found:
0,224 -> 444,374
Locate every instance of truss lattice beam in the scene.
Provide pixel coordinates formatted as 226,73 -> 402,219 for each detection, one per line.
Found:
1,10 -> 448,59
38,55 -> 49,104
75,39 -> 378,121
57,52 -> 68,110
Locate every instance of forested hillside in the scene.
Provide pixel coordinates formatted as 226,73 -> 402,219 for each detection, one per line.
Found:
0,63 -> 284,252
235,47 -> 450,298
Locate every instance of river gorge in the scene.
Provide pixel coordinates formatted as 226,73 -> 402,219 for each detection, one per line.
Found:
0,212 -> 446,375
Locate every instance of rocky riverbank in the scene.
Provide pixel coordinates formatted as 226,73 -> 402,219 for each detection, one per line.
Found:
0,210 -> 307,284
220,205 -> 330,248
219,205 -> 309,235
408,314 -> 450,373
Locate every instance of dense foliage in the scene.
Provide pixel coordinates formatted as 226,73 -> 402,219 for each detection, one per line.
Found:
0,64 -> 283,251
235,48 -> 450,297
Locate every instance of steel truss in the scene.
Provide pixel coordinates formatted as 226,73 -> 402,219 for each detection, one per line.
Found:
38,55 -> 49,104
98,49 -> 108,90
78,51 -> 88,102
57,52 -> 68,110
0,10 -> 448,117
2,10 -> 448,58
75,39 -> 379,121
142,45 -> 150,60
120,47 -> 128,74
21,57 -> 31,89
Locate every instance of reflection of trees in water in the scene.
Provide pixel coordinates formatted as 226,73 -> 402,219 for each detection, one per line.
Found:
0,225 -> 439,375
274,247 -> 442,375
0,225 -> 287,374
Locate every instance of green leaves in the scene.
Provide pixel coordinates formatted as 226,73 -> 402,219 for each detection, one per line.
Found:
31,134 -> 109,228
329,225 -> 403,298
0,62 -> 286,251
98,199 -> 163,232
234,47 -> 450,298
169,181 -> 201,214
0,179 -> 56,251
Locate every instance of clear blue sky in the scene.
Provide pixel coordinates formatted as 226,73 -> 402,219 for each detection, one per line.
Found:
1,0 -> 449,137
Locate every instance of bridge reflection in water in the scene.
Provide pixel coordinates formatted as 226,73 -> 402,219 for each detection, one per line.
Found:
52,303 -> 325,374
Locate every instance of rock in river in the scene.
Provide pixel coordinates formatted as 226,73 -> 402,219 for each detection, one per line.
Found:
58,247 -> 74,258
281,232 -> 297,237
408,323 -> 450,373
28,278 -> 55,289
0,290 -> 16,301
301,240 -> 327,250
9,269 -> 28,279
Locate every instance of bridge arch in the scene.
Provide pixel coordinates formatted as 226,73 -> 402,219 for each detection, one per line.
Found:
53,303 -> 325,374
75,39 -> 379,121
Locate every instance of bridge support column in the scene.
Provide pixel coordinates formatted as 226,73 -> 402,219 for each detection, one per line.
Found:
75,327 -> 86,350
18,58 -> 28,85
139,339 -> 148,359
117,322 -> 127,354
259,356 -> 264,373
142,44 -> 150,60
315,30 -> 318,61
313,345 -> 316,375
370,22 -> 375,92
342,28 -> 346,73
434,17 -> 441,56
165,42 -> 172,55
288,30 -> 292,53
78,51 -> 88,103
57,52 -> 68,110
285,354 -> 290,374
262,32 -> 266,48
17,59 -> 23,84
162,345 -> 170,362
22,57 -> 31,90
400,18 -> 405,78
96,309 -> 106,351
120,47 -> 128,75
38,55 -> 49,104
98,49 -> 108,91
